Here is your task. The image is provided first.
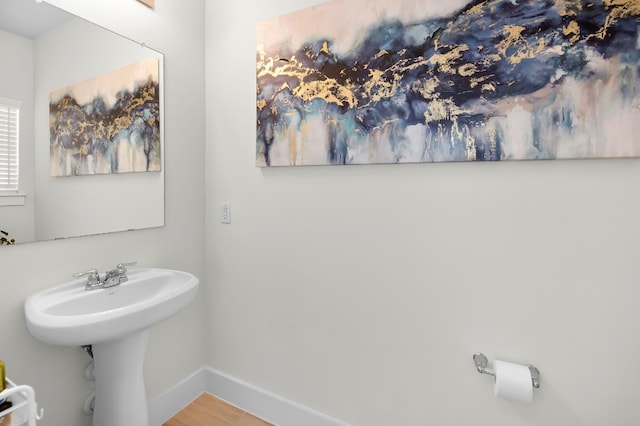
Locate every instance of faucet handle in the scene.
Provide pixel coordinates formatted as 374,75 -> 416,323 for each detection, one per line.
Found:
73,269 -> 101,286
73,268 -> 99,278
116,261 -> 137,271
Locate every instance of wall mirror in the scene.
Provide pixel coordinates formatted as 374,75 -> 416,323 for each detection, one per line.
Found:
0,0 -> 164,245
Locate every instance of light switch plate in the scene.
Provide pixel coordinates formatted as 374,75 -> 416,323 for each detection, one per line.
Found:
221,202 -> 231,224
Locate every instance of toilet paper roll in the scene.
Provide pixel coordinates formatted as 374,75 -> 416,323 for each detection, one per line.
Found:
493,360 -> 533,403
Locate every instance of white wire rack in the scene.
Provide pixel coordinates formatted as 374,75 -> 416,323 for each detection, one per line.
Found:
0,378 -> 43,426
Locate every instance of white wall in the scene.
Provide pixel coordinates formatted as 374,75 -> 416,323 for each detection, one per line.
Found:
0,30 -> 35,243
205,1 -> 640,425
0,0 -> 205,425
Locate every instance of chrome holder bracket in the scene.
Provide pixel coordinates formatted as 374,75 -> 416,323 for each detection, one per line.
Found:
473,352 -> 540,389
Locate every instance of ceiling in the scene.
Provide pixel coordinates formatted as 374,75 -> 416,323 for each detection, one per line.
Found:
0,0 -> 71,39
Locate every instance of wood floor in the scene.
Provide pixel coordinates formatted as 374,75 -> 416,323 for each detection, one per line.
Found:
163,393 -> 273,426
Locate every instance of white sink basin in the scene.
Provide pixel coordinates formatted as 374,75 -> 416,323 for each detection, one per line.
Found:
25,267 -> 198,346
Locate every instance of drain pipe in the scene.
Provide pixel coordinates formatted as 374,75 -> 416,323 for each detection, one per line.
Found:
82,345 -> 93,359
82,345 -> 96,414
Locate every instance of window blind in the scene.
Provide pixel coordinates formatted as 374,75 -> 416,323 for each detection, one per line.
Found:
0,98 -> 20,191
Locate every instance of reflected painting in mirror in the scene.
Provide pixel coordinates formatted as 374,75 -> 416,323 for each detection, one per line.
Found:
49,57 -> 161,176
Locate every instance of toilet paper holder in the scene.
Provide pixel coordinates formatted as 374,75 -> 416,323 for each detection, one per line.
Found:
473,353 -> 540,389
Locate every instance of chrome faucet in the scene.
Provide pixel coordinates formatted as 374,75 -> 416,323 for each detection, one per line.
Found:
74,262 -> 137,291
73,269 -> 103,291
103,262 -> 136,287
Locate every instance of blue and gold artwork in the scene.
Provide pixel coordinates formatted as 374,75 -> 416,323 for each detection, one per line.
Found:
49,57 -> 160,176
256,0 -> 640,166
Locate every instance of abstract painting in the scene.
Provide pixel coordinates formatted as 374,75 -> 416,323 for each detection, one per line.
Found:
50,57 -> 160,176
256,0 -> 640,166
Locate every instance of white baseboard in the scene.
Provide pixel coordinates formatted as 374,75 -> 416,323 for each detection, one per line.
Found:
147,367 -> 206,426
204,367 -> 351,426
148,366 -> 351,426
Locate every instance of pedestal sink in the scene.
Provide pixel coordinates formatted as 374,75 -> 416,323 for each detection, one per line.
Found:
24,267 -> 199,426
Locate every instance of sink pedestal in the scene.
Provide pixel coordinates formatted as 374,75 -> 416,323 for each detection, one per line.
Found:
92,330 -> 149,426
